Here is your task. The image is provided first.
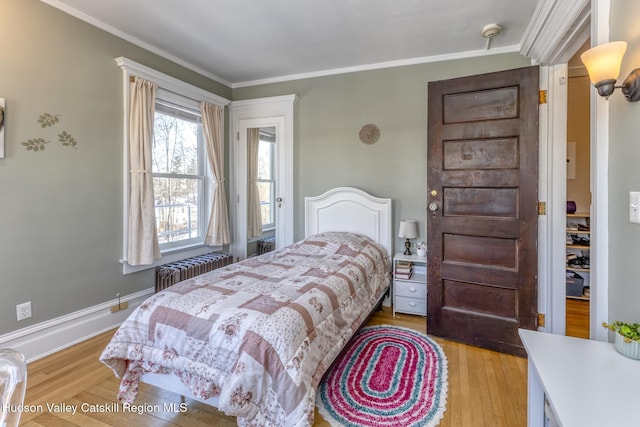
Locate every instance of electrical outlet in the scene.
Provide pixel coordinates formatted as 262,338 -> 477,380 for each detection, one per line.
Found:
16,301 -> 32,321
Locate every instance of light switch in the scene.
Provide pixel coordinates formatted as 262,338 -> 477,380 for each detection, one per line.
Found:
630,192 -> 640,224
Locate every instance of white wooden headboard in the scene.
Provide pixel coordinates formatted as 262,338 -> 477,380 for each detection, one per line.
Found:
304,187 -> 393,257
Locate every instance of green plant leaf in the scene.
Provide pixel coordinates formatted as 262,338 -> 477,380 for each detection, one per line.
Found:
603,321 -> 640,341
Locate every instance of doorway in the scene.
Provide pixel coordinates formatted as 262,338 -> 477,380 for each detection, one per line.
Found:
233,117 -> 285,260
229,95 -> 297,261
526,0 -> 609,342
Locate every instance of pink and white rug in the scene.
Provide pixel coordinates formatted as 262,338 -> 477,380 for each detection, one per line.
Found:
317,325 -> 448,426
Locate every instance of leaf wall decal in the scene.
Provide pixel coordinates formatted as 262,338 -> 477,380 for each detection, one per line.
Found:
21,138 -> 50,152
58,131 -> 77,149
37,113 -> 60,128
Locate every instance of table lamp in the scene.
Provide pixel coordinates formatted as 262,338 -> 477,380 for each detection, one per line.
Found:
398,220 -> 418,255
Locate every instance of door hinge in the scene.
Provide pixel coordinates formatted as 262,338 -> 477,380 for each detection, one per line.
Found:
537,313 -> 545,328
236,131 -> 240,141
539,90 -> 547,104
537,201 -> 546,215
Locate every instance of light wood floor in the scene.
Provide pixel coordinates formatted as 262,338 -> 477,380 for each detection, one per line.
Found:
566,297 -> 590,339
20,307 -> 527,427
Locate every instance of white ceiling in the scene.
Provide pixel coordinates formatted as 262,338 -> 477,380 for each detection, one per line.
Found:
42,0 -> 540,87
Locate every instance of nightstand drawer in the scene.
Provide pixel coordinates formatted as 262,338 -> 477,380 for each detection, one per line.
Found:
394,281 -> 426,299
394,296 -> 425,315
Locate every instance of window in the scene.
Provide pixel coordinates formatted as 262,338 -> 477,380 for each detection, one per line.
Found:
257,128 -> 276,230
153,101 -> 205,250
116,57 -> 230,273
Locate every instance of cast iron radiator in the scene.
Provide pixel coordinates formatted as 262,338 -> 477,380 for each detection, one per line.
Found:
256,236 -> 275,255
155,252 -> 233,293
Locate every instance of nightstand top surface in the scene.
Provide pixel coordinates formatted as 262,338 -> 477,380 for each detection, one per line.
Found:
394,252 -> 426,263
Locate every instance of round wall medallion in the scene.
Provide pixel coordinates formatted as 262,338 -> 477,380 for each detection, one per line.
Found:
359,123 -> 380,145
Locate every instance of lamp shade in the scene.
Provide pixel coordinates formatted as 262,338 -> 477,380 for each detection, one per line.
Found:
580,41 -> 627,84
398,220 -> 418,239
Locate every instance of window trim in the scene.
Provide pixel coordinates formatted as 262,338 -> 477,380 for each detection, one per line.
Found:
116,57 -> 230,274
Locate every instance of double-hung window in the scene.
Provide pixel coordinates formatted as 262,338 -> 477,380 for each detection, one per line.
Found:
117,57 -> 230,273
153,98 -> 205,250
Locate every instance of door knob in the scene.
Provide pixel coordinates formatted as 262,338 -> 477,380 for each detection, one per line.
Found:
428,202 -> 439,212
276,197 -> 283,208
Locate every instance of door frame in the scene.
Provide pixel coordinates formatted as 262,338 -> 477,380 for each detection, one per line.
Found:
528,0 -> 609,341
538,64 -> 569,336
235,117 -> 285,259
229,95 -> 298,260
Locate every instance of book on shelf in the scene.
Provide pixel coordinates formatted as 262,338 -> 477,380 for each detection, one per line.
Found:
395,259 -> 414,279
395,271 -> 413,280
396,260 -> 413,267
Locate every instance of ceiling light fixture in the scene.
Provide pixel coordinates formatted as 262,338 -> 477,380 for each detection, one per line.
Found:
580,41 -> 640,102
481,23 -> 502,50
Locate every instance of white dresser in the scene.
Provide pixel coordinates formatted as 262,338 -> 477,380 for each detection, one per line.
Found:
519,329 -> 640,427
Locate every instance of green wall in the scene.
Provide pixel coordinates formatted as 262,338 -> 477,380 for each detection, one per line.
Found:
0,0 -> 230,335
609,1 -> 640,323
232,54 -> 532,250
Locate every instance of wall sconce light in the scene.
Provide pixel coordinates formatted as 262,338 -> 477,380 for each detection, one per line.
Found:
398,220 -> 418,255
580,41 -> 640,102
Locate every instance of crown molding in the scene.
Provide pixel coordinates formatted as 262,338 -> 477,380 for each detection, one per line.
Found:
520,0 -> 591,65
232,45 -> 521,88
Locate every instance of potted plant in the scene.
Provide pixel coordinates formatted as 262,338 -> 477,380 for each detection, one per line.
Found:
602,321 -> 640,360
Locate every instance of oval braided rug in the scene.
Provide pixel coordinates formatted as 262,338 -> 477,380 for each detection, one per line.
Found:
316,325 -> 448,427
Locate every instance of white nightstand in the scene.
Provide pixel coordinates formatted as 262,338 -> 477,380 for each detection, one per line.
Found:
392,252 -> 427,316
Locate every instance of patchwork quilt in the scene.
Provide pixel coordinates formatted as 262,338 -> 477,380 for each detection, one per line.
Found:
100,232 -> 390,426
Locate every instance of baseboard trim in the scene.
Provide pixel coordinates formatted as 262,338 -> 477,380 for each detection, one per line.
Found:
0,288 -> 154,363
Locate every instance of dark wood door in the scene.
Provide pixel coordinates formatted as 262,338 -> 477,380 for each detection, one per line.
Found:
426,66 -> 539,357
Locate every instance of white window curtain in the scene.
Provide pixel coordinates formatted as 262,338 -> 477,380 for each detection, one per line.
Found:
247,128 -> 263,238
127,77 -> 161,265
201,102 -> 231,245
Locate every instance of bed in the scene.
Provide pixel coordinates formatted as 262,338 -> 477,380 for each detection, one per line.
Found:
100,187 -> 392,427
